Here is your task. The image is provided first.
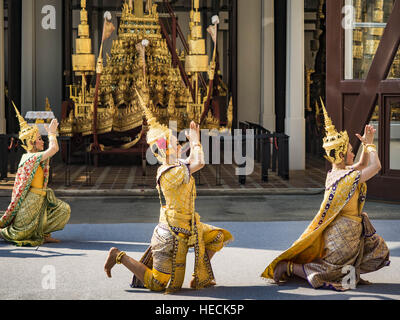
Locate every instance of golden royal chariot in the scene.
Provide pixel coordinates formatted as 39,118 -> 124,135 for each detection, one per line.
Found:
59,0 -> 233,166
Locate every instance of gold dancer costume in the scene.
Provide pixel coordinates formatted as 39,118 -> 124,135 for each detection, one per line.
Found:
0,105 -> 70,246
261,103 -> 390,291
130,90 -> 233,293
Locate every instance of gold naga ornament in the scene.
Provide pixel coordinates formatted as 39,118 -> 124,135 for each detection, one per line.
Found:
12,101 -> 40,152
320,98 -> 349,164
60,0 -> 232,142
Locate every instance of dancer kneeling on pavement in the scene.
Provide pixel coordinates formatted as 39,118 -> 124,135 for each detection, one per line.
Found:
0,103 -> 70,246
261,100 -> 390,291
104,89 -> 233,294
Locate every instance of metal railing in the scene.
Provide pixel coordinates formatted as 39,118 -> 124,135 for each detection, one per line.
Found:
0,134 -> 22,180
238,122 -> 289,184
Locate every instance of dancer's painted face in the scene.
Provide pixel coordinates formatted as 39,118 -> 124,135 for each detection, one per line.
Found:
345,143 -> 355,165
34,134 -> 44,152
167,135 -> 182,162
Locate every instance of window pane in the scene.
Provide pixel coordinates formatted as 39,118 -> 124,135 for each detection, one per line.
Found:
344,0 -> 395,80
387,47 -> 400,79
390,101 -> 400,170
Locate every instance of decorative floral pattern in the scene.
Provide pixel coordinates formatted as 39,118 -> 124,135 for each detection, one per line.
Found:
0,153 -> 48,228
261,169 -> 365,280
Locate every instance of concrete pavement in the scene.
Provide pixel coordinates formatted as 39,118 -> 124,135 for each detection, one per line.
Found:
1,194 -> 399,300
1,194 -> 398,224
1,218 -> 399,300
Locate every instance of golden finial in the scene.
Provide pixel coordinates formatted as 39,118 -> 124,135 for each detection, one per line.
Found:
319,97 -> 349,164
11,101 -> 39,152
45,97 -> 51,111
320,97 -> 336,137
134,88 -> 170,146
12,101 -> 25,126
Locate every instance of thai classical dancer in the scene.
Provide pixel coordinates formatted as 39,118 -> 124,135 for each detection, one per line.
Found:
261,101 -> 390,291
103,88 -> 233,293
0,103 -> 70,246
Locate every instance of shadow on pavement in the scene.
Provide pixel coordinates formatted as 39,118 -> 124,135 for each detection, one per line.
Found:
0,247 -> 85,259
0,240 -> 148,257
46,241 -> 150,253
124,281 -> 399,300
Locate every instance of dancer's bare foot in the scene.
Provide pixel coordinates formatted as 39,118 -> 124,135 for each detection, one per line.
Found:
273,261 -> 288,284
359,278 -> 372,285
44,235 -> 61,243
190,276 -> 216,289
190,277 -> 196,289
104,247 -> 120,278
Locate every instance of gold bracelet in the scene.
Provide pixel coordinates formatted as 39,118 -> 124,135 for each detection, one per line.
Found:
48,133 -> 57,141
364,143 -> 376,152
191,142 -> 202,149
286,261 -> 294,277
367,146 -> 377,153
116,251 -> 126,264
363,143 -> 375,152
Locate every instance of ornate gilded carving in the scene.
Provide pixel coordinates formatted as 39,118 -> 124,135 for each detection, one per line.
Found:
61,0 -> 231,142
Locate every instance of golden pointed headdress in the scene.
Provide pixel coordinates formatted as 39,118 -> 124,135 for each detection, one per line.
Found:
135,88 -> 171,160
12,101 -> 40,152
320,97 -> 349,164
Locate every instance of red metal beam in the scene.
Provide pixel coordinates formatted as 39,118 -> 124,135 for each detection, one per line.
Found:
347,0 -> 400,153
159,17 -> 196,102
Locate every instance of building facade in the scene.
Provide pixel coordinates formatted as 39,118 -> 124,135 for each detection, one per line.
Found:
1,0 -> 398,200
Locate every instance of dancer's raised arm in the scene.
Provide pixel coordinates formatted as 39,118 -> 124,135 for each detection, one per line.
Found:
40,119 -> 60,162
354,124 -> 381,183
185,121 -> 205,175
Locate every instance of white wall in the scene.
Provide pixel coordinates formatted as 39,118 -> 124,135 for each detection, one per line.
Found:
261,0 -> 275,131
237,0 -> 261,125
21,0 -> 35,117
21,0 -> 63,119
285,0 -> 305,170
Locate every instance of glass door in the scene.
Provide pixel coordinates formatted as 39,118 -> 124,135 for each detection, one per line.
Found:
386,97 -> 400,173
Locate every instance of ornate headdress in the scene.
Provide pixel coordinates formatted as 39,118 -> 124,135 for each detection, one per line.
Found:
12,101 -> 40,152
135,88 -> 172,161
320,98 -> 349,164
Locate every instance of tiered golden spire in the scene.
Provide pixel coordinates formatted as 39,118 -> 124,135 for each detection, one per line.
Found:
185,0 -> 209,77
12,101 -> 39,152
72,0 -> 95,75
135,87 -> 170,147
60,0 -> 231,141
320,98 -> 349,164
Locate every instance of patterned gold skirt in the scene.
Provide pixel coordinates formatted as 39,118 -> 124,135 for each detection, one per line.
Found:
303,215 -> 390,291
0,188 -> 70,247
137,222 -> 230,292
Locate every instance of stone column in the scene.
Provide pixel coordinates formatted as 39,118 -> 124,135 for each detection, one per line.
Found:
21,0 -> 36,116
285,0 -> 305,170
34,0 -> 63,119
237,0 -> 261,124
0,0 -> 6,134
261,0 -> 275,131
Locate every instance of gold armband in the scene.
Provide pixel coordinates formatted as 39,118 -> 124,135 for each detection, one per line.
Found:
191,143 -> 205,164
364,143 -> 377,153
116,251 -> 126,264
191,142 -> 202,149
